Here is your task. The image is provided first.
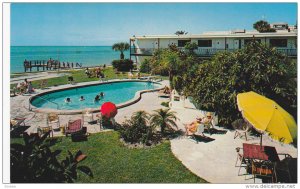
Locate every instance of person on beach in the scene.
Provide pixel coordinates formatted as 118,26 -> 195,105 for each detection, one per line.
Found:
63,62 -> 65,67
79,96 -> 85,101
94,95 -> 101,102
71,62 -> 74,68
26,81 -> 34,93
65,97 -> 71,103
24,78 -> 29,87
67,62 -> 70,68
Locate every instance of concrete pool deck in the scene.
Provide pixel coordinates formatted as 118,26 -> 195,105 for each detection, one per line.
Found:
10,80 -> 297,183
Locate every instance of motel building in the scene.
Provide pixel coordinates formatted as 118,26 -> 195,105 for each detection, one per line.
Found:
129,22 -> 297,64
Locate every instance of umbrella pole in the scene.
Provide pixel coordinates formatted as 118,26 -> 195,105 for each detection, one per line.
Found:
260,134 -> 263,149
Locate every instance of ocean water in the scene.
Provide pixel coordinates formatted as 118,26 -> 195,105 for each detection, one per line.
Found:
31,81 -> 161,110
10,46 -> 130,73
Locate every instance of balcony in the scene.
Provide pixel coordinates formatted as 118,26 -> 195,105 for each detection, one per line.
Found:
130,47 -> 297,57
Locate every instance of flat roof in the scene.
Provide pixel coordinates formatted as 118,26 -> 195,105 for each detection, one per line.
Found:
131,30 -> 297,39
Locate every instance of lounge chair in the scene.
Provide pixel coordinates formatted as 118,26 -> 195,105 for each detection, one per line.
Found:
39,79 -> 48,89
10,117 -> 26,131
46,113 -> 60,130
65,119 -> 83,136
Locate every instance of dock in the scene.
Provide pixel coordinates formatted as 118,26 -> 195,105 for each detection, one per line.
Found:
23,59 -> 82,72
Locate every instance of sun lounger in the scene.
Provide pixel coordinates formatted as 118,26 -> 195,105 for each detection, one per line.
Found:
46,113 -> 60,130
10,117 -> 26,131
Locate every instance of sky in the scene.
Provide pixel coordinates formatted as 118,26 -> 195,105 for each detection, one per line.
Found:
11,3 -> 297,46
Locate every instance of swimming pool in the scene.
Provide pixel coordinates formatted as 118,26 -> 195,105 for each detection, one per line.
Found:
30,81 -> 161,111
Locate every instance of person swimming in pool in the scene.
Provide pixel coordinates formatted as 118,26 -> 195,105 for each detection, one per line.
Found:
94,95 -> 100,102
99,92 -> 104,97
79,96 -> 85,101
65,97 -> 71,103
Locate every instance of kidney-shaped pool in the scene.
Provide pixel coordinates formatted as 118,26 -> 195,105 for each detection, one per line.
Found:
31,81 -> 162,110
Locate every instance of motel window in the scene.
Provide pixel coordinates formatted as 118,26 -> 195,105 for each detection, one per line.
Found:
244,39 -> 261,45
178,40 -> 191,47
269,39 -> 288,48
198,40 -> 212,47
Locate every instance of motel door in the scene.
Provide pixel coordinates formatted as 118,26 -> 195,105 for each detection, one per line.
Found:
234,39 -> 241,49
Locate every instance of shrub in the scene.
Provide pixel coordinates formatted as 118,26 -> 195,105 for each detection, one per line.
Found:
139,59 -> 151,73
10,132 -> 93,183
186,41 -> 297,127
119,111 -> 153,144
161,101 -> 169,107
111,59 -> 133,72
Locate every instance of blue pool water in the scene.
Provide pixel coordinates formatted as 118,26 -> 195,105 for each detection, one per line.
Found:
31,81 -> 161,110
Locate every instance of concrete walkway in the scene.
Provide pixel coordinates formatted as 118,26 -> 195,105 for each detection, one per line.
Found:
169,93 -> 297,183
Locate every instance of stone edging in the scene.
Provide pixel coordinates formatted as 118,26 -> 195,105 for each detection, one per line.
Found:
28,80 -> 164,115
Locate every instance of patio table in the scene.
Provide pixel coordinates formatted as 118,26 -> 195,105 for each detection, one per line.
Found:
243,143 -> 279,162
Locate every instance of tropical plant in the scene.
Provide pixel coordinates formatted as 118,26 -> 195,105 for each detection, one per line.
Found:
10,132 -> 93,183
112,42 -> 130,59
185,41 -> 297,127
119,111 -> 153,144
184,42 -> 198,55
150,108 -> 178,136
175,30 -> 188,35
139,59 -> 151,73
253,20 -> 276,33
111,59 -> 134,72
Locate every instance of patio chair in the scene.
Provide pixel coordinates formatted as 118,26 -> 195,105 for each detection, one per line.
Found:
65,119 -> 83,136
68,76 -> 75,85
235,147 -> 250,176
46,113 -> 60,130
39,79 -> 48,89
232,119 -> 251,141
37,126 -> 54,137
252,160 -> 276,183
82,109 -> 94,124
10,117 -> 26,131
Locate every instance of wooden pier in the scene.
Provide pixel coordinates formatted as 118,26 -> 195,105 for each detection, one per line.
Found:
23,59 -> 82,72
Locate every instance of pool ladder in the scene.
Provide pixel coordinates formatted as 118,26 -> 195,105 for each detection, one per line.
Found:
30,96 -> 60,110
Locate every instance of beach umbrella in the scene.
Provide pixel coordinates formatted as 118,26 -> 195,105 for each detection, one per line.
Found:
101,102 -> 118,119
237,91 -> 297,145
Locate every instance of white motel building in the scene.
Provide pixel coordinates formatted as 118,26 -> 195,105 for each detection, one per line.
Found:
129,22 -> 297,64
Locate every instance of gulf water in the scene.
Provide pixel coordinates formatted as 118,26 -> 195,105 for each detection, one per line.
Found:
10,46 -> 130,73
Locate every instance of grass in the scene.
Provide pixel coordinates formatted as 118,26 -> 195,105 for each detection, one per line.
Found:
10,67 -> 153,89
10,131 -> 207,183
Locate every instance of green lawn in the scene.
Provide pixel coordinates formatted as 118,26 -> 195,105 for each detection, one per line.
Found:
11,131 -> 207,183
10,67 -> 158,89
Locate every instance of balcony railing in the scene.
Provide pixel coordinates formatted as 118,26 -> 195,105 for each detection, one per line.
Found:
130,47 -> 297,57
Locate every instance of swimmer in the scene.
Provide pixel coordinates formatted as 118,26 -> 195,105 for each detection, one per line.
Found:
65,97 -> 71,103
79,96 -> 85,101
94,95 -> 100,102
99,92 -> 104,97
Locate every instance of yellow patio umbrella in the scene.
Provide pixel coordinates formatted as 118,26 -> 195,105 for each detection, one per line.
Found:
237,91 -> 297,145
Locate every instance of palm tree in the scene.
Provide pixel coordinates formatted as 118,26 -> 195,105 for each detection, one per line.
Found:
132,110 -> 149,125
150,108 -> 178,136
253,20 -> 276,33
112,42 -> 130,60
